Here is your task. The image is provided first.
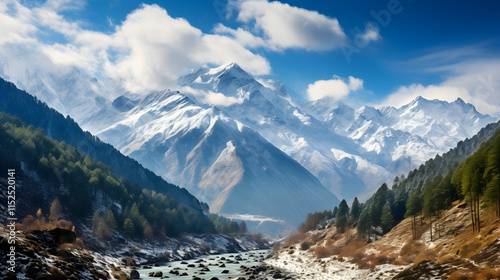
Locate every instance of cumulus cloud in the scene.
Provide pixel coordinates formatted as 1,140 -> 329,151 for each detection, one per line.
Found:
307,75 -> 364,100
0,2 -> 36,46
213,23 -> 267,49
355,23 -> 381,47
0,2 -> 271,94
232,0 -> 346,51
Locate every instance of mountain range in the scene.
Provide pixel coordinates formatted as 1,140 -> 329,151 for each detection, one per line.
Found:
0,62 -> 496,235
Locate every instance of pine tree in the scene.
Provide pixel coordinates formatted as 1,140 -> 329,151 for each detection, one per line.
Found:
123,218 -> 135,242
228,221 -> 240,234
335,199 -> 349,233
484,135 -> 500,218
405,193 -> 422,240
422,181 -> 435,241
239,221 -> 248,234
350,197 -> 361,223
357,209 -> 370,238
380,202 -> 394,233
461,153 -> 486,232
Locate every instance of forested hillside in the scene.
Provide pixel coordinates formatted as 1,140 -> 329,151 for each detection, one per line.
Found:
0,112 -> 209,237
0,78 -> 205,212
0,113 -> 245,238
298,119 -> 500,238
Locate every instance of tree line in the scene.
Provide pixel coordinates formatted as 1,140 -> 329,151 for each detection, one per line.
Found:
298,126 -> 500,242
0,113 -> 244,241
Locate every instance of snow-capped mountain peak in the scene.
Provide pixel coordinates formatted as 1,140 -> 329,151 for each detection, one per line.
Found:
5,61 -> 497,236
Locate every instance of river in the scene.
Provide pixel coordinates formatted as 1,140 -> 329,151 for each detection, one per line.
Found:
137,249 -> 271,280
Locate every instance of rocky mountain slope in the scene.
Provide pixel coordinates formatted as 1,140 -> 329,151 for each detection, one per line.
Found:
1,63 -> 496,235
268,200 -> 500,280
93,89 -> 339,235
0,78 -> 204,212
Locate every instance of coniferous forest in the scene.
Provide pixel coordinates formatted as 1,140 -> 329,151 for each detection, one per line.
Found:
298,121 -> 500,240
0,112 -> 243,239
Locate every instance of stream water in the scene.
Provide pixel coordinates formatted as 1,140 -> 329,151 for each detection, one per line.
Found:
137,249 -> 271,280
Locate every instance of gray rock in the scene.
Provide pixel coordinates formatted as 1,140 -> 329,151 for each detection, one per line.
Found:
130,270 -> 140,279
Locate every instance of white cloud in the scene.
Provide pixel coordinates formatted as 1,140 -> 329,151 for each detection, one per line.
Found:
0,2 -> 271,94
0,2 -> 36,46
213,23 -> 267,49
383,84 -> 470,108
43,0 -> 86,12
40,43 -> 97,71
181,86 -> 244,107
355,23 -> 381,47
348,76 -> 364,91
307,75 -> 364,101
223,213 -> 287,225
234,0 -> 346,51
96,5 -> 270,92
381,47 -> 500,115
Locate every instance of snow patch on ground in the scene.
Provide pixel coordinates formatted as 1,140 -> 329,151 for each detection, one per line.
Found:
266,248 -> 408,280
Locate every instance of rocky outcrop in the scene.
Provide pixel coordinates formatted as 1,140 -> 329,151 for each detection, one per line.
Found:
0,228 -> 129,280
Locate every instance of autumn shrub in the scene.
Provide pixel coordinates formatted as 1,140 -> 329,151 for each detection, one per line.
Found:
283,231 -> 306,247
56,219 -> 73,230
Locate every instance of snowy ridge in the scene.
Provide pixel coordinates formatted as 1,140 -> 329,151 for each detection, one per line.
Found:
3,62 -> 496,236
181,63 -> 391,200
92,89 -> 339,236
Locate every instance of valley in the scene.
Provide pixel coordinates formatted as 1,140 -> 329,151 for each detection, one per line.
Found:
0,1 -> 499,278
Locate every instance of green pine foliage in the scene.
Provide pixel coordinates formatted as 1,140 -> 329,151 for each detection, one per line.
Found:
0,112 -> 216,239
335,199 -> 349,233
350,197 -> 362,223
301,121 -> 500,240
380,202 -> 394,233
208,214 -> 241,234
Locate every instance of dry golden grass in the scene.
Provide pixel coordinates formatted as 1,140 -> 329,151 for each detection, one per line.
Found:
413,248 -> 438,264
437,253 -> 456,263
280,199 -> 500,273
283,231 -> 307,247
447,271 -> 472,280
475,268 -> 500,280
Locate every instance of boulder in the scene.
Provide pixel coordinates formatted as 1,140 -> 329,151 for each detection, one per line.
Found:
130,270 -> 140,279
149,271 -> 163,277
273,273 -> 284,279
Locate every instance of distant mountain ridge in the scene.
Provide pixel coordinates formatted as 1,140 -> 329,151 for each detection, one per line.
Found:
0,62 -> 497,236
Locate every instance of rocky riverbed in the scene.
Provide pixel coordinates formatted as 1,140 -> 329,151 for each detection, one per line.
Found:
135,249 -> 296,280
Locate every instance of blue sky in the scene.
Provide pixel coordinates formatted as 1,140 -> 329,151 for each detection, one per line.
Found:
1,0 -> 500,113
